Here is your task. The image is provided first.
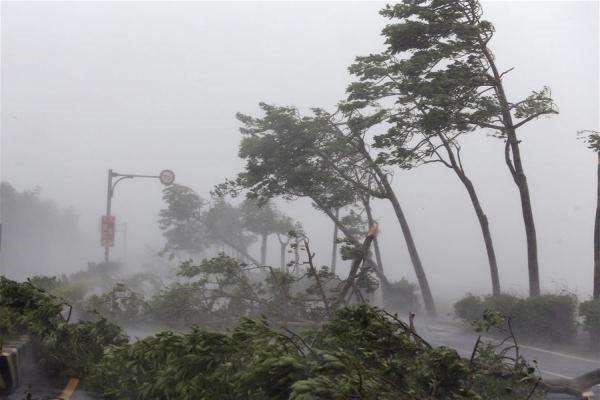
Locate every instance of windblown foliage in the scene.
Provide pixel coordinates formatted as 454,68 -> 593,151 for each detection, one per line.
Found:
90,304 -> 541,400
0,276 -> 127,380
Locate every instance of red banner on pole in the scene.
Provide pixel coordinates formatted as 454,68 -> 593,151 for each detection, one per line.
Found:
101,215 -> 116,247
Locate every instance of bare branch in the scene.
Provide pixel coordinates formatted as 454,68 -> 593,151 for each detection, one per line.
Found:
335,224 -> 379,307
303,239 -> 332,318
542,368 -> 600,397
513,110 -> 558,129
499,67 -> 515,79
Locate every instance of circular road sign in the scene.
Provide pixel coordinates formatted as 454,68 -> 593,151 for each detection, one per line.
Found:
159,169 -> 175,185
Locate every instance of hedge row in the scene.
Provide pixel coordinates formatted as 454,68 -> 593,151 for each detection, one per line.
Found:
453,293 -> 600,344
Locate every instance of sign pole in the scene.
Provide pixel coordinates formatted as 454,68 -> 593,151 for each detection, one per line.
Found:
101,169 -> 174,263
104,169 -> 113,262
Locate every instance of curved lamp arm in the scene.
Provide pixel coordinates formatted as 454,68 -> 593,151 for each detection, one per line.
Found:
110,175 -> 133,198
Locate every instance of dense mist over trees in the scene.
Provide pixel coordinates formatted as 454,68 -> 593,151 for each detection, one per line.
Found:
0,1 -> 599,398
0,182 -> 94,279
2,1 -> 597,299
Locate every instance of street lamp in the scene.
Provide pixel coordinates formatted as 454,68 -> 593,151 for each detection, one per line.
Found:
101,169 -> 175,262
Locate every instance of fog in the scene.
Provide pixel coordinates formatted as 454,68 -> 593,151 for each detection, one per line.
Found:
1,1 -> 598,305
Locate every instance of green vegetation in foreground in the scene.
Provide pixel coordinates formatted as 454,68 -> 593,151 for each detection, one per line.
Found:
1,275 -> 543,399
0,276 -> 128,380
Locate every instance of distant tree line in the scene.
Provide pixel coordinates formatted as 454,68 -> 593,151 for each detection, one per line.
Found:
159,183 -> 296,268
0,182 -> 92,278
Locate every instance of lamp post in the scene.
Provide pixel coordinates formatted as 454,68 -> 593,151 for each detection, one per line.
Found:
102,169 -> 175,262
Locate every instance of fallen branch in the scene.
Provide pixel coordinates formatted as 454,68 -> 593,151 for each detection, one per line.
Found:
542,368 -> 600,398
334,224 -> 379,307
303,239 -> 332,318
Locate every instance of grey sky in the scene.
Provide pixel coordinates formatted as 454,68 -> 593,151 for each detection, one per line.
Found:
1,1 -> 598,301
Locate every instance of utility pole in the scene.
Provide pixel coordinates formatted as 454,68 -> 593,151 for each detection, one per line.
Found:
104,169 -> 114,262
102,169 -> 174,263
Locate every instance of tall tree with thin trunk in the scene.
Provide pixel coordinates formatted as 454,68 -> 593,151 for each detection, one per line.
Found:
596,152 -> 599,300
346,102 -> 502,294
580,130 -> 600,299
346,0 -> 557,297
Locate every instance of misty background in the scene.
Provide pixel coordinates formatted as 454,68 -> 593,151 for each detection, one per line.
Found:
1,1 -> 598,304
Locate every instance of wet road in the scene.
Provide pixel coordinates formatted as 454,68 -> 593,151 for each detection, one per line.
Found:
415,317 -> 600,399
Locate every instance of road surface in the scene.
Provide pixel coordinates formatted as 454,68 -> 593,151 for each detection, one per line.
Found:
415,316 -> 600,399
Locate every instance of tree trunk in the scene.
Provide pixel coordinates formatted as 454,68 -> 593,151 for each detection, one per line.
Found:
335,226 -> 378,306
507,132 -> 540,297
384,186 -> 436,316
458,173 -> 501,296
276,233 -> 288,270
437,134 -> 501,296
356,140 -> 436,316
304,240 -> 332,317
595,152 -> 600,299
480,43 -> 540,297
331,208 -> 339,274
363,197 -> 388,303
314,200 -> 391,290
217,234 -> 259,265
362,198 -> 386,277
260,234 -> 268,265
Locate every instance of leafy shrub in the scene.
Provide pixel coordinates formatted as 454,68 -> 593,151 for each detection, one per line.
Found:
579,298 -> 600,344
83,284 -> 149,325
484,294 -> 520,317
511,294 -> 577,343
454,293 -> 578,343
146,282 -> 210,326
0,275 -> 127,381
453,294 -> 484,322
384,278 -> 420,313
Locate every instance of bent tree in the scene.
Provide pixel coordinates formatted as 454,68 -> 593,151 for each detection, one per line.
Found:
345,67 -> 502,295
580,130 -> 600,299
228,104 -> 436,314
349,0 -> 557,296
311,111 -> 436,314
220,105 -> 392,286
